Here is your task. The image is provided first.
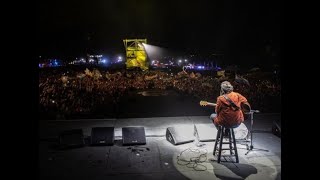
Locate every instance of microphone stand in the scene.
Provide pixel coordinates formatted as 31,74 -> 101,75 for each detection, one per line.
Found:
194,125 -> 205,147
245,110 -> 269,155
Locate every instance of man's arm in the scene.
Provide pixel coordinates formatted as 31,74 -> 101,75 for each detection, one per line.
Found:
237,93 -> 251,110
215,97 -> 222,114
237,93 -> 248,103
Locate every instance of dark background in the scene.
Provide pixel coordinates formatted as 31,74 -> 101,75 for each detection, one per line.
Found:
36,0 -> 281,68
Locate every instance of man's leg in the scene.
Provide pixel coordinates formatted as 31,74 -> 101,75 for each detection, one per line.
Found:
210,113 -> 219,129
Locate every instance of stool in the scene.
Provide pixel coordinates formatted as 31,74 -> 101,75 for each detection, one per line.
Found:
213,126 -> 239,163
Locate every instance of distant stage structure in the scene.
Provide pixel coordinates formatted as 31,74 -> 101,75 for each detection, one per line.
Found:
123,39 -> 148,70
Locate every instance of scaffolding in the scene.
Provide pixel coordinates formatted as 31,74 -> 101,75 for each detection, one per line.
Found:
123,39 -> 148,70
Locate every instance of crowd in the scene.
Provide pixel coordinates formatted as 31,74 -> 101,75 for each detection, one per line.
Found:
39,67 -> 281,119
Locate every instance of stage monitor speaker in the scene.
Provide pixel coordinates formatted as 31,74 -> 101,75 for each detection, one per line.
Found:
122,127 -> 146,145
91,127 -> 114,145
59,129 -> 84,148
194,124 -> 218,142
166,125 -> 194,145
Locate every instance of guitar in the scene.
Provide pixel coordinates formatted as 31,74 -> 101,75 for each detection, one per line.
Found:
200,100 -> 251,115
199,101 -> 217,107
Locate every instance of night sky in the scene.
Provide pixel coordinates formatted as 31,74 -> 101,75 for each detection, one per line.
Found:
36,0 -> 281,67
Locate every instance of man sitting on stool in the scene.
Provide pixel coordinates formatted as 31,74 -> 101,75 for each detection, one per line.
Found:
210,81 -> 250,135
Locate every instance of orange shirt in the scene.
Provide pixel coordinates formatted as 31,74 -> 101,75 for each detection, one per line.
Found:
214,92 -> 248,127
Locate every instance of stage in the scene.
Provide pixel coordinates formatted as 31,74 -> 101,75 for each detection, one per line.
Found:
39,114 -> 281,180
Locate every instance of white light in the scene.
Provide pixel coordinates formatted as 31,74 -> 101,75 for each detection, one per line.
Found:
185,59 -> 188,62
178,60 -> 182,63
118,56 -> 122,60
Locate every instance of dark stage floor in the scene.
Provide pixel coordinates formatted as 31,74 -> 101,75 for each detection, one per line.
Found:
39,114 -> 281,180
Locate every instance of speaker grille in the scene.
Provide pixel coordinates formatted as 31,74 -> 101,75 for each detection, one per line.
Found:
122,127 -> 146,145
91,127 -> 114,145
